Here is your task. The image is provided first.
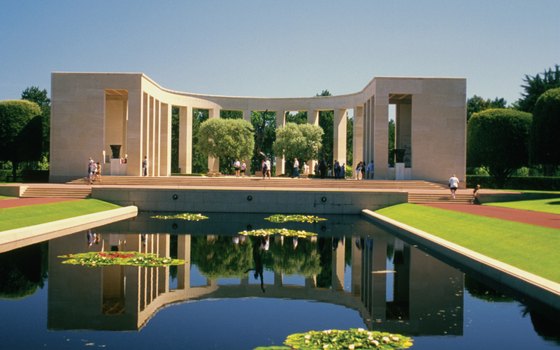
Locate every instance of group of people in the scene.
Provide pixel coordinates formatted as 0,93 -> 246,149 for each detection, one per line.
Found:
354,160 -> 374,180
233,160 -> 247,177
87,158 -> 102,184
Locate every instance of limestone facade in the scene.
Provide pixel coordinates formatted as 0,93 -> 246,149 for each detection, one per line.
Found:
50,72 -> 466,183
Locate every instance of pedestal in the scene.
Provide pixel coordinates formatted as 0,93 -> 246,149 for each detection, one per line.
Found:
395,163 -> 405,180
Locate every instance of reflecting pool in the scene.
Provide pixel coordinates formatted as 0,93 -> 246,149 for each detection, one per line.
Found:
0,213 -> 558,349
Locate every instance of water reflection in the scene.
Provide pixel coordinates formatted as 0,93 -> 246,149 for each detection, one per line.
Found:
46,213 -> 464,337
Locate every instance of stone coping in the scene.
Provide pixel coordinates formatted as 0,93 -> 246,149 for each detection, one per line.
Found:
0,206 -> 138,254
361,209 -> 560,311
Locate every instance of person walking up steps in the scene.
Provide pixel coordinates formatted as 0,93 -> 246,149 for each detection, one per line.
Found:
448,174 -> 459,199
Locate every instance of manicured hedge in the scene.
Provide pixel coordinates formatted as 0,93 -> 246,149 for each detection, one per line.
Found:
467,175 -> 560,190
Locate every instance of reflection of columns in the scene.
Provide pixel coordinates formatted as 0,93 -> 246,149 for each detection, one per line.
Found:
351,237 -> 362,296
274,272 -> 283,287
307,109 -> 319,174
275,110 -> 285,175
160,103 -> 171,176
373,95 -> 389,179
207,108 -> 220,173
333,109 -> 347,166
158,234 -> 170,294
332,238 -> 345,291
179,106 -> 193,174
371,238 -> 387,321
353,106 -> 364,167
177,235 -> 191,290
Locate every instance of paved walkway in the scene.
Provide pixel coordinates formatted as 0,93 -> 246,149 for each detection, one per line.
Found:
0,197 -> 78,209
422,203 -> 560,230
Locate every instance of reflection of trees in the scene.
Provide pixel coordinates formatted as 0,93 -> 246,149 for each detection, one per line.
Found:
316,237 -> 334,288
464,275 -> 514,302
191,236 -> 253,278
0,243 -> 48,298
269,237 -> 321,276
527,308 -> 560,345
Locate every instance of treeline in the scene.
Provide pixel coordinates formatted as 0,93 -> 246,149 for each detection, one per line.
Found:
467,64 -> 560,188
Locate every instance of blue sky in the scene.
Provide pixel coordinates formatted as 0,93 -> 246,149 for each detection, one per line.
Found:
1,0 -> 558,105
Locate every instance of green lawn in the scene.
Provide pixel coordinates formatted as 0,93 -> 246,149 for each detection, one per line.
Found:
0,199 -> 121,231
486,197 -> 560,214
376,203 -> 560,283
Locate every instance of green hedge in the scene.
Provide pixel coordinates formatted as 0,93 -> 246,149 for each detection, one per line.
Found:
467,175 -> 560,190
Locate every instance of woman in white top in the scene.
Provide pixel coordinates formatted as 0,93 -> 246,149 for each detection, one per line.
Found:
448,174 -> 459,199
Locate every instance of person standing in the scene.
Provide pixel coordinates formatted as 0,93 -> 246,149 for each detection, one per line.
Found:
265,158 -> 271,178
449,174 -> 459,199
366,160 -> 374,179
292,158 -> 300,178
87,158 -> 95,184
234,159 -> 241,177
142,156 -> 148,176
240,160 -> 246,177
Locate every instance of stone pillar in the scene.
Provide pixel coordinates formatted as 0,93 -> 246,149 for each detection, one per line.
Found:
149,96 -> 156,177
207,108 -> 220,174
142,93 -> 150,176
153,99 -> 161,176
160,103 -> 171,176
396,102 -> 412,168
353,105 -> 364,169
125,90 -> 143,176
179,106 -> 193,174
275,110 -> 285,176
333,108 -> 347,167
307,109 -> 319,174
373,95 -> 389,179
242,110 -> 252,175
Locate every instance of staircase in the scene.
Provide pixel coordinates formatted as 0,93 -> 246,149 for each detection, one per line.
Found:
21,185 -> 92,199
408,192 -> 473,204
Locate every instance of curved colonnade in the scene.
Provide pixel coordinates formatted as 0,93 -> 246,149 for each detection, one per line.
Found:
50,72 -> 466,183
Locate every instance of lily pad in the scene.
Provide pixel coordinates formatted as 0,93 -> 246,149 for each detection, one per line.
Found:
151,213 -> 208,221
284,328 -> 413,349
265,214 -> 327,223
239,228 -> 317,238
58,251 -> 185,268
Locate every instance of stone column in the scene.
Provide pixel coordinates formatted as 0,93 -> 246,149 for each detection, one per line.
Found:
160,103 -> 171,176
207,108 -> 220,174
149,96 -> 156,177
373,95 -> 389,179
125,89 -> 143,176
307,110 -> 319,174
333,108 -> 347,167
275,110 -> 285,176
179,106 -> 193,174
153,99 -> 161,176
352,105 -> 364,169
242,110 -> 252,175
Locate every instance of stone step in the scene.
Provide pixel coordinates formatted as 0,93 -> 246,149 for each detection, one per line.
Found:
68,176 -> 446,191
408,193 -> 473,204
21,186 -> 91,199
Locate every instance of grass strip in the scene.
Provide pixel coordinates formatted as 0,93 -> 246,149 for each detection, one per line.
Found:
0,199 -> 121,231
486,197 -> 560,215
376,203 -> 560,283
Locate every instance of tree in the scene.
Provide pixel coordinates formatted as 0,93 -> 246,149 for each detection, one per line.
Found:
467,108 -> 532,187
467,95 -> 507,121
531,87 -> 560,174
196,118 -> 254,173
272,122 -> 323,169
316,90 -> 334,163
515,64 -> 560,113
21,87 -> 50,160
0,100 -> 43,181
